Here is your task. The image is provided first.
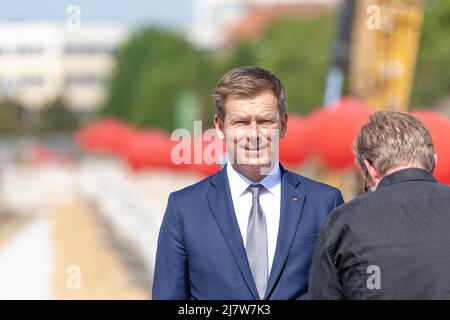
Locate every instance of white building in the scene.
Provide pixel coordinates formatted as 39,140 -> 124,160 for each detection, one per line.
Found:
188,0 -> 248,49
188,0 -> 340,49
0,23 -> 128,112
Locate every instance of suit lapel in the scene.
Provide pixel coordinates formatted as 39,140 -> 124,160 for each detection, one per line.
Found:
205,167 -> 259,300
264,167 -> 306,299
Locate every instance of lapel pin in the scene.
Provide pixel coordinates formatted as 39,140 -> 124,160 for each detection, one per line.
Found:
292,196 -> 298,201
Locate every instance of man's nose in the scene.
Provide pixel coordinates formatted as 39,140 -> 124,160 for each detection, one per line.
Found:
247,121 -> 259,140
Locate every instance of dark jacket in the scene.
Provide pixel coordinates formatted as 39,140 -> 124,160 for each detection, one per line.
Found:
308,168 -> 450,299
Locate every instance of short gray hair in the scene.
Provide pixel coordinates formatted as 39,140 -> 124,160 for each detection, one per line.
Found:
212,66 -> 287,121
354,111 -> 436,176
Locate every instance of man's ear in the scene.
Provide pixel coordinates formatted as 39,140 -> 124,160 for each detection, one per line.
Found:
280,113 -> 288,138
431,152 -> 437,174
214,114 -> 225,140
363,159 -> 380,181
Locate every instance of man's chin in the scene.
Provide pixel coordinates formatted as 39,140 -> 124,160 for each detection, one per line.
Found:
236,157 -> 275,167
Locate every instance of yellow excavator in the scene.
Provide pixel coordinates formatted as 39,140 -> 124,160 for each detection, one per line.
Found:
324,0 -> 426,112
321,0 -> 426,199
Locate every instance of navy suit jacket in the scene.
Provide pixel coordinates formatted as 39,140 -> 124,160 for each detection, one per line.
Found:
152,164 -> 344,300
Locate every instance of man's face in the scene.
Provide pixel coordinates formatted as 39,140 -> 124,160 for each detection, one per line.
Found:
215,91 -> 287,170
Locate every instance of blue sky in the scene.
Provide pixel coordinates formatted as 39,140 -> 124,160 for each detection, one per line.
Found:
0,0 -> 193,28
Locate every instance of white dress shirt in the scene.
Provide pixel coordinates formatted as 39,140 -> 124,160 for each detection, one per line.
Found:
226,163 -> 281,274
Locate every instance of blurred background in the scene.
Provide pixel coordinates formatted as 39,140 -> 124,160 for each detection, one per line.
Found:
0,0 -> 449,299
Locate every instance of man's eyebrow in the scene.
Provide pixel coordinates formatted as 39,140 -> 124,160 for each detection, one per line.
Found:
260,112 -> 277,115
229,114 -> 250,119
258,112 -> 278,117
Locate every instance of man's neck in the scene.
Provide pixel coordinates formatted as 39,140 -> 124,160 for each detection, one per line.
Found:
231,163 -> 277,183
375,164 -> 427,189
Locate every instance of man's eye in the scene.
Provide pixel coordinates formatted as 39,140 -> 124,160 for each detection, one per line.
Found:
234,121 -> 249,125
259,120 -> 274,125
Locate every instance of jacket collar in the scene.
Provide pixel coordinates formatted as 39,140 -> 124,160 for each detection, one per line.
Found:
377,168 -> 437,190
226,162 -> 281,197
209,163 -> 295,189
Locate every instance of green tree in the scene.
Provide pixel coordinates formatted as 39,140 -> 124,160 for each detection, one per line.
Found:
0,98 -> 78,135
101,29 -> 155,120
102,28 -> 211,131
225,15 -> 336,115
102,17 -> 337,131
411,0 -> 450,108
0,101 -> 24,135
37,98 -> 79,133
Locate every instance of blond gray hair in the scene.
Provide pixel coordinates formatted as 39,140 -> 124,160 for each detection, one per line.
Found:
354,111 -> 436,176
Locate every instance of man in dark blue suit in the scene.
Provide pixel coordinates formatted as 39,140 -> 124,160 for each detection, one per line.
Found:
152,66 -> 344,300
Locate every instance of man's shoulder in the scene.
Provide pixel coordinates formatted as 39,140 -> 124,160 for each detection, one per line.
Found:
322,179 -> 450,237
324,188 -> 385,228
170,167 -> 223,199
285,169 -> 341,196
332,177 -> 450,214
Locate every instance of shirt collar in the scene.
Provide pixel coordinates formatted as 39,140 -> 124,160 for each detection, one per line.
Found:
377,167 -> 437,190
226,162 -> 281,197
